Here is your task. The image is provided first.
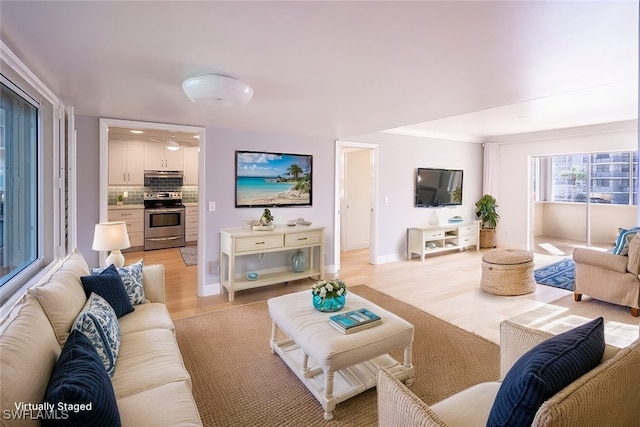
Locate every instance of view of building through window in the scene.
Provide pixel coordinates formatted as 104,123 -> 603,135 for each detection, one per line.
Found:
549,152 -> 637,205
0,82 -> 39,287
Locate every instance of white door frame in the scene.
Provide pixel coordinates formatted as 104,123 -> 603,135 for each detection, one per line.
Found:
334,140 -> 379,271
99,118 -> 205,291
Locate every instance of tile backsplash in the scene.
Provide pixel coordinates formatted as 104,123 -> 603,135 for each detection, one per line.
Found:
108,185 -> 198,205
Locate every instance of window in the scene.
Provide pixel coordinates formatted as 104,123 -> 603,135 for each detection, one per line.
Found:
544,151 -> 637,205
0,81 -> 39,287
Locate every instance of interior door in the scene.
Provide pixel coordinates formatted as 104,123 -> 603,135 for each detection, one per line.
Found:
342,149 -> 371,251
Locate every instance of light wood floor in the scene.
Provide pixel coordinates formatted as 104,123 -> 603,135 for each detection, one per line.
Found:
124,237 -> 634,344
124,243 -> 570,343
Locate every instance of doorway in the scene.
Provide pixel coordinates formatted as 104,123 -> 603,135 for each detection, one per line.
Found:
99,118 -> 205,290
334,141 -> 379,272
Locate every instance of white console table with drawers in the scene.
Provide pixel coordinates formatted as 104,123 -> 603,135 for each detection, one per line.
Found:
220,225 -> 325,301
407,221 -> 480,261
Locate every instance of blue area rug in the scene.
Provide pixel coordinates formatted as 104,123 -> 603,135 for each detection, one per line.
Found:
534,258 -> 575,291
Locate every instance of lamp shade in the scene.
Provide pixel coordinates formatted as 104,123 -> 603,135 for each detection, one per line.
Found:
182,74 -> 254,106
92,222 -> 131,251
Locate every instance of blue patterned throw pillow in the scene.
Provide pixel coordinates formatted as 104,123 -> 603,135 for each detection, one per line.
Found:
487,317 -> 605,427
81,264 -> 133,318
72,293 -> 121,377
44,329 -> 121,427
92,259 -> 148,305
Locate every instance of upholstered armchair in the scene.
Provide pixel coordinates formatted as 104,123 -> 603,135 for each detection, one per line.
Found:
573,232 -> 640,317
377,320 -> 640,427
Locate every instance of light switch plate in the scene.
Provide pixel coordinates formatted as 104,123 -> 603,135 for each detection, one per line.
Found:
208,201 -> 216,211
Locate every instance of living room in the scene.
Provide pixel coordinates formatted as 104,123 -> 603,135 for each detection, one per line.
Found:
1,1 -> 639,425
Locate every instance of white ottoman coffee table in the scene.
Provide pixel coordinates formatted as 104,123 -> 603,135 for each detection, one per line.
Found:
268,290 -> 414,421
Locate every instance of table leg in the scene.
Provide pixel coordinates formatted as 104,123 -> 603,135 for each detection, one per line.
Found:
270,321 -> 278,354
403,343 -> 415,386
322,370 -> 336,420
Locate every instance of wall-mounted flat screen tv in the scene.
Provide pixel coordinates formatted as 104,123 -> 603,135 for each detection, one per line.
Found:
415,168 -> 463,207
235,150 -> 312,208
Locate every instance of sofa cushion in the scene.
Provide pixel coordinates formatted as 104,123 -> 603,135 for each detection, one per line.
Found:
1,295 -> 62,424
82,264 -> 134,318
117,381 -> 202,426
43,329 -> 121,427
72,293 -> 121,377
92,259 -> 148,305
118,303 -> 174,335
28,249 -> 90,346
111,328 -> 191,398
487,317 -> 605,427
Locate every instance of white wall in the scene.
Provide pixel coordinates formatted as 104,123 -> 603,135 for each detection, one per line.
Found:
347,132 -> 484,262
201,128 -> 335,292
493,121 -> 638,249
537,202 -> 636,244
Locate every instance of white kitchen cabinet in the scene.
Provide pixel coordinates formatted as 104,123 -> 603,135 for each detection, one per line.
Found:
108,207 -> 144,248
185,206 -> 198,242
183,146 -> 199,185
108,140 -> 144,185
144,142 -> 184,170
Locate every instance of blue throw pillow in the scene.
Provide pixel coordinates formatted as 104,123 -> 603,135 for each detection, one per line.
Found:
44,329 -> 121,427
92,259 -> 148,305
82,264 -> 133,317
487,317 -> 605,427
72,293 -> 121,377
613,227 -> 640,255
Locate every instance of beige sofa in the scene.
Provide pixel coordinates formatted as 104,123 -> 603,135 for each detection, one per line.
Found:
0,250 -> 202,426
377,320 -> 640,427
573,233 -> 640,316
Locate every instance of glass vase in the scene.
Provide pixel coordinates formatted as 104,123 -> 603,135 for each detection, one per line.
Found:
292,249 -> 306,273
312,293 -> 346,312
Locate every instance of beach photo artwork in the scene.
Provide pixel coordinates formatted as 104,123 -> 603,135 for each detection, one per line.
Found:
235,150 -> 312,207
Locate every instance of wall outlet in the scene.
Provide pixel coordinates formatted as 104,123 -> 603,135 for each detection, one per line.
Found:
209,201 -> 216,212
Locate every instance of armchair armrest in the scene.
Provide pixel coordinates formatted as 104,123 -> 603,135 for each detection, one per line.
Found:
141,264 -> 165,303
377,367 -> 448,427
573,248 -> 628,274
499,321 -> 553,379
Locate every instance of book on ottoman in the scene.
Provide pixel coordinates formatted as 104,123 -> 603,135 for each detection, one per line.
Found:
329,308 -> 381,334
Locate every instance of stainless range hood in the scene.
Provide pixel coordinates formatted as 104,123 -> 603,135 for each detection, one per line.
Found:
144,170 -> 184,179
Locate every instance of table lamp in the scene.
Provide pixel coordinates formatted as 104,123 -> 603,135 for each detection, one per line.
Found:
92,222 -> 131,267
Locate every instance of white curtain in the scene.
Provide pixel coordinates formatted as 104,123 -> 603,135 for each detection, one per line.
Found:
482,142 -> 499,198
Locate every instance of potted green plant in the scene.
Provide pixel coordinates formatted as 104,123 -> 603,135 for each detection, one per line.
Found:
475,194 -> 499,248
117,194 -> 124,206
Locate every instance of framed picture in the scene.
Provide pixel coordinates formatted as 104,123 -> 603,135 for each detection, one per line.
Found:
235,150 -> 312,207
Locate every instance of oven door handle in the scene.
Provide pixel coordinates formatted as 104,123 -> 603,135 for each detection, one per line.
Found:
145,208 -> 185,214
145,236 -> 184,242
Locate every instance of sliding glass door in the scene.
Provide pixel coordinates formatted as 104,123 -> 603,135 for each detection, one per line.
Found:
531,151 -> 637,255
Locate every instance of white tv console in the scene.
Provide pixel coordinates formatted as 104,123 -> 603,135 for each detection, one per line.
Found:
407,221 -> 480,261
220,225 -> 325,301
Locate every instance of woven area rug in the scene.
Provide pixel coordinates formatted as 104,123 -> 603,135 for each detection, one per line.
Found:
174,285 -> 499,426
179,246 -> 197,266
534,258 -> 575,290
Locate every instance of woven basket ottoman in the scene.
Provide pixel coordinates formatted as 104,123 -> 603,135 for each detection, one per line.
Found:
481,248 -> 535,296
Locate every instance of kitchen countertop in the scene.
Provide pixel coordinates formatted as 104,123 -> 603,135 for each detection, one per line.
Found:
108,204 -> 144,210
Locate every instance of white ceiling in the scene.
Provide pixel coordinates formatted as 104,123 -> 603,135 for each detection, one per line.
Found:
1,1 -> 637,142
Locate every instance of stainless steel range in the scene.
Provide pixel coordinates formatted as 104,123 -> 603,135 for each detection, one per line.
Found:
143,191 -> 186,251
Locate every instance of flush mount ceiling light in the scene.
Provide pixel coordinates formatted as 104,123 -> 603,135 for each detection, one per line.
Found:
182,74 -> 253,107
